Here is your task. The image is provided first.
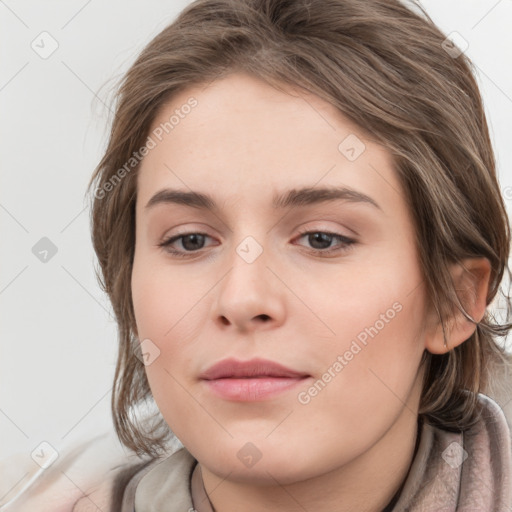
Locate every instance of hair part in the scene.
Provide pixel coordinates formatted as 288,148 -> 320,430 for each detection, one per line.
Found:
88,0 -> 512,459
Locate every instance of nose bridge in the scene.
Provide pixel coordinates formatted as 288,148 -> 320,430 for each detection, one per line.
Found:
225,232 -> 270,302
213,230 -> 286,331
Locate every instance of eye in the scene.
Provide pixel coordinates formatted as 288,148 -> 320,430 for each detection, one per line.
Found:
157,229 -> 356,259
294,229 -> 356,256
158,232 -> 215,257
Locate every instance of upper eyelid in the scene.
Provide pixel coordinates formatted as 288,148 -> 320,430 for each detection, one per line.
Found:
162,226 -> 354,240
162,218 -> 357,237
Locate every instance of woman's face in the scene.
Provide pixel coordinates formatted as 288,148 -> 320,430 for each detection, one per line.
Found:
131,71 -> 428,483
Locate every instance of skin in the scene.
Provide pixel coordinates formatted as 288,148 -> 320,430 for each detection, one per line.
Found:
131,71 -> 490,512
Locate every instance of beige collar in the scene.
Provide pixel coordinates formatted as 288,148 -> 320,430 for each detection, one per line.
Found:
131,394 -> 512,511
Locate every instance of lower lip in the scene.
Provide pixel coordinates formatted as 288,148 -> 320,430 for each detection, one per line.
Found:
203,377 -> 309,401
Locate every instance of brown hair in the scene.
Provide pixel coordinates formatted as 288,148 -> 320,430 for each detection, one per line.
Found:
88,0 -> 512,460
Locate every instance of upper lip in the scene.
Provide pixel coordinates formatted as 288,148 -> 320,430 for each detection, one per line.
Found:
200,358 -> 309,380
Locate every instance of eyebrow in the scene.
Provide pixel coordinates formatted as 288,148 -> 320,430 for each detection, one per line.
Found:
145,185 -> 381,212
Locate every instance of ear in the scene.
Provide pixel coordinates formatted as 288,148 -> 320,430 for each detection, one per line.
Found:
424,257 -> 491,354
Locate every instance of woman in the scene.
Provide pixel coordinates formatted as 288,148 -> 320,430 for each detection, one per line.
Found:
75,0 -> 512,510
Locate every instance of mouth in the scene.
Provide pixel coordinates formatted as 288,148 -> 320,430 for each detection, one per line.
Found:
199,358 -> 311,401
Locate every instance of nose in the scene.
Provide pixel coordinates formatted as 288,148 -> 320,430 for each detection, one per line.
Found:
212,242 -> 286,333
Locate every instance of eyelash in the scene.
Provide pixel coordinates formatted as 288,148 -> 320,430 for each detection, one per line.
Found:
157,228 -> 356,259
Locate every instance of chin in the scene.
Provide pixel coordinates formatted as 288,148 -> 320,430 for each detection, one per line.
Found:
190,437 -> 329,486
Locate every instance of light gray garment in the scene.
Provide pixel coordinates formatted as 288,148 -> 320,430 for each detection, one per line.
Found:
123,394 -> 511,512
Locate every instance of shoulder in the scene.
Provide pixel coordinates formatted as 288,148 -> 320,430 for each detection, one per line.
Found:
469,392 -> 512,465
458,393 -> 512,508
73,446 -> 195,512
0,430 -> 148,512
374,393 -> 512,511
471,392 -> 512,446
74,447 -> 195,512
72,459 -> 156,512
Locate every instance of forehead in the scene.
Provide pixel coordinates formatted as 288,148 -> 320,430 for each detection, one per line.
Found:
136,71 -> 399,212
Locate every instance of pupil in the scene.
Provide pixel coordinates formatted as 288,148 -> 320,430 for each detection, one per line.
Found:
310,233 -> 331,249
183,234 -> 204,250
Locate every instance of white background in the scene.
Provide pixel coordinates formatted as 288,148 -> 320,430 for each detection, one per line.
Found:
1,0 -> 512,476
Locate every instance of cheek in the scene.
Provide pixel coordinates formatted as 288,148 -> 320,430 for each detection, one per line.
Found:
131,255 -> 207,342
288,290 -> 426,473
131,256 -> 213,416
310,248 -> 426,395
131,261 -> 202,439
318,251 -> 424,349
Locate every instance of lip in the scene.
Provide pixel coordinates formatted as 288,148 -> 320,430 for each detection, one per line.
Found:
200,358 -> 311,401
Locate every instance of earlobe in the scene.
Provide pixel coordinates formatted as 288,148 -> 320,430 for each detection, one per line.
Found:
424,257 -> 491,355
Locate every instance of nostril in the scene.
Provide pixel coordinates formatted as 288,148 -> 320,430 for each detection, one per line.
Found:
218,314 -> 270,327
